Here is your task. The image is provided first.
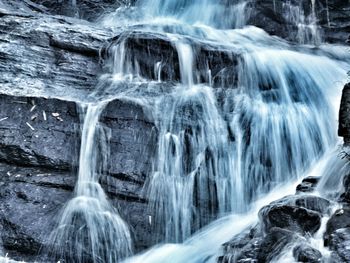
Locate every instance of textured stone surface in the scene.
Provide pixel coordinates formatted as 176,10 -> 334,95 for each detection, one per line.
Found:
293,244 -> 322,263
0,95 -> 156,262
248,0 -> 350,44
0,8 -> 111,100
259,202 -> 322,235
102,31 -> 241,87
339,83 -> 350,142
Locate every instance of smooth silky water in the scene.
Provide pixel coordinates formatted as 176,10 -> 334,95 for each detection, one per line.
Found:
47,103 -> 132,263
33,0 -> 350,262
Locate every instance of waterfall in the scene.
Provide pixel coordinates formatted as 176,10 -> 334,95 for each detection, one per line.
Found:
29,0 -> 349,262
48,103 -> 132,262
137,0 -> 249,28
98,0 -> 350,247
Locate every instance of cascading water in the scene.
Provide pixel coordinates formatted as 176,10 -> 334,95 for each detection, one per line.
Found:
282,0 -> 321,44
33,0 -> 350,262
48,103 -> 132,262
97,0 -> 350,249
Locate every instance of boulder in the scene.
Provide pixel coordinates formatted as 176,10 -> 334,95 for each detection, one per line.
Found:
219,225 -> 262,263
293,244 -> 322,263
259,202 -> 321,235
296,176 -> 321,193
325,208 -> 350,245
257,227 -> 298,263
328,228 -> 350,262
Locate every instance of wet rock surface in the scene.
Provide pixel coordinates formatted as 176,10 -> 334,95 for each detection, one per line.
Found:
0,7 -> 111,100
259,203 -> 321,235
102,31 -> 241,87
0,0 -> 349,262
339,83 -> 350,144
248,0 -> 350,44
296,176 -> 321,193
0,95 -> 156,262
293,244 -> 322,263
218,182 -> 334,263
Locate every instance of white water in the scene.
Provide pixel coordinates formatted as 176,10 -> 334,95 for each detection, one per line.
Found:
98,0 -> 350,252
125,180 -> 299,263
48,103 -> 132,262
2,0 -> 350,262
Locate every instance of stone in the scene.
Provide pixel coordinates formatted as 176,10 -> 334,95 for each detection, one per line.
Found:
339,83 -> 350,145
102,31 -> 241,87
257,227 -> 298,263
296,176 -> 321,193
328,228 -> 350,262
293,244 -> 322,262
0,9 -> 111,100
259,201 -> 322,235
325,208 -> 350,245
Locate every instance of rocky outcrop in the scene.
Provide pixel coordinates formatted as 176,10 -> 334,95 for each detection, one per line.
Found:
218,189 -> 330,263
0,0 -> 128,21
102,31 -> 241,87
0,7 -> 111,100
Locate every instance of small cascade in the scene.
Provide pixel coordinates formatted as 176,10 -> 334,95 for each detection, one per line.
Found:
138,0 -> 249,29
282,0 -> 321,45
48,103 -> 132,263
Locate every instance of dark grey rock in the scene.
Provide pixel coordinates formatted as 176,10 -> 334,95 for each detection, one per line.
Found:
0,0 -> 130,21
325,208 -> 350,245
257,227 -> 299,263
0,9 -> 111,100
328,228 -> 350,262
0,95 -> 157,261
247,0 -> 350,44
296,176 -> 321,193
339,83 -> 350,144
218,225 -> 262,263
0,164 -> 74,262
259,202 -> 322,235
293,244 -> 322,263
102,31 -> 241,87
0,95 -> 79,170
340,172 -> 350,203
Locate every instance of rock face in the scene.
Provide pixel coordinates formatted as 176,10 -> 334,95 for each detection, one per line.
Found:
248,0 -> 350,44
0,94 -> 157,262
0,0 -> 128,21
102,31 -> 241,87
339,83 -> 350,145
0,0 -> 349,262
0,7 -> 112,100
